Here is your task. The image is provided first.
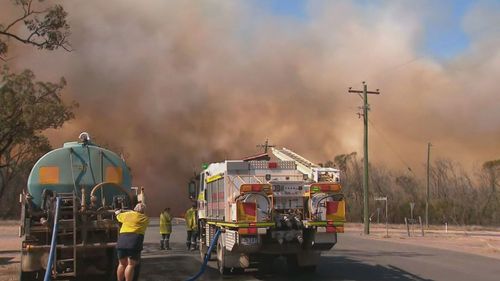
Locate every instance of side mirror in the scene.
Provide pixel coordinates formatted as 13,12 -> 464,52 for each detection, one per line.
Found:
188,181 -> 196,198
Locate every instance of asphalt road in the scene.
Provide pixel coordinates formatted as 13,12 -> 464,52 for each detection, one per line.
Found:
139,220 -> 500,281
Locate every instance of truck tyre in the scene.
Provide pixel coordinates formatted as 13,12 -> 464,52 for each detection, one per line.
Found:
200,242 -> 216,261
199,242 -> 207,260
257,255 -> 274,274
300,265 -> 317,273
20,270 -> 43,281
19,248 -> 43,281
216,238 -> 231,275
199,222 -> 214,261
286,255 -> 317,273
105,248 -> 118,281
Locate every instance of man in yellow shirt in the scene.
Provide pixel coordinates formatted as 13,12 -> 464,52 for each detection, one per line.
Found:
159,207 -> 172,250
185,203 -> 198,251
116,203 -> 149,281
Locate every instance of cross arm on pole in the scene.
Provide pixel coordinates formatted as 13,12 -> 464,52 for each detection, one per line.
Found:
348,88 -> 380,95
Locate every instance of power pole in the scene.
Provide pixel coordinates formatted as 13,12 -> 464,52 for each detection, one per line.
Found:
348,82 -> 380,235
426,142 -> 432,229
256,139 -> 275,153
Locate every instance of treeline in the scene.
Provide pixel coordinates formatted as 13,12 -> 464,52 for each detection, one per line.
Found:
324,153 -> 500,226
1,1 -> 74,218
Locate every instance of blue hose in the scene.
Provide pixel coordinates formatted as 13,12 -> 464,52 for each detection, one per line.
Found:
185,228 -> 222,281
44,197 -> 61,281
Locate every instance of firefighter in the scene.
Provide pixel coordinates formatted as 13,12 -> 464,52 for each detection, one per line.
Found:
115,203 -> 149,281
185,203 -> 198,251
159,207 -> 172,250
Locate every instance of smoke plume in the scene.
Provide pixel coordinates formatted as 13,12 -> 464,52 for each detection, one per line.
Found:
4,0 -> 500,215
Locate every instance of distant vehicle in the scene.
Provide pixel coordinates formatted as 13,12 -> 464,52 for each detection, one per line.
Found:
188,147 -> 345,274
19,133 -> 142,281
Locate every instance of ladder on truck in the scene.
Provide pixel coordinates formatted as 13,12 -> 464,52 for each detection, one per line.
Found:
55,192 -> 77,278
271,147 -> 318,176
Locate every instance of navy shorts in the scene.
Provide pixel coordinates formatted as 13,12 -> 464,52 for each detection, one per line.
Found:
117,249 -> 141,261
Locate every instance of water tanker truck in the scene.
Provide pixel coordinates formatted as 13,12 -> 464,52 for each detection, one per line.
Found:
188,147 -> 346,274
19,132 -> 142,280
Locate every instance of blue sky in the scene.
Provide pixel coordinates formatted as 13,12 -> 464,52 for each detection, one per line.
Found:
422,0 -> 473,60
260,0 -> 476,60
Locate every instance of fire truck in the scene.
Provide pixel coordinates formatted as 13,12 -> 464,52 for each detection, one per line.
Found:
188,147 -> 345,274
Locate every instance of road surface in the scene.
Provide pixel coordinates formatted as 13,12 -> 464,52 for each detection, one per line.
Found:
139,219 -> 500,281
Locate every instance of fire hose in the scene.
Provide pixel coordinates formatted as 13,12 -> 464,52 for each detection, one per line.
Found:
44,197 -> 61,281
42,197 -> 220,281
185,228 -> 222,281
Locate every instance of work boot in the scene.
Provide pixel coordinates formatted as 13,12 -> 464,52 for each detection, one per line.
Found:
165,240 -> 171,250
161,240 -> 165,250
186,242 -> 191,250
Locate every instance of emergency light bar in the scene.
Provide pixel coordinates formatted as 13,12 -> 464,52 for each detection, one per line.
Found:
268,162 -> 278,169
240,184 -> 272,194
310,183 -> 342,193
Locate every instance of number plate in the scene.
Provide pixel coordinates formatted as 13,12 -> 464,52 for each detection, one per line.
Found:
240,236 -> 258,245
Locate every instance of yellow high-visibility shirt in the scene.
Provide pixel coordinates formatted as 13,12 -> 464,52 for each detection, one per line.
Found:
159,212 -> 172,234
185,207 -> 197,231
117,211 -> 149,235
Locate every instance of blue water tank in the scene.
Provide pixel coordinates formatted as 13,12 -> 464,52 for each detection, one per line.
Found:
27,141 -> 132,208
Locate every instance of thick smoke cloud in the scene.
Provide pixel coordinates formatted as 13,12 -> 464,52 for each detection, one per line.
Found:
5,0 -> 500,215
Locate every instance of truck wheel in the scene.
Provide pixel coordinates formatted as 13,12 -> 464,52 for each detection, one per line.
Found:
200,242 -> 216,261
257,255 -> 274,274
286,255 -> 298,269
20,248 -> 43,281
199,243 -> 207,260
105,248 -> 118,281
20,270 -> 43,281
216,239 -> 231,275
231,268 -> 245,274
300,265 -> 317,273
286,255 -> 316,273
199,223 -> 207,260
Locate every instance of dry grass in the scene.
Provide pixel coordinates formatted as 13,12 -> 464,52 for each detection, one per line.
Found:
345,222 -> 500,232
346,223 -> 500,260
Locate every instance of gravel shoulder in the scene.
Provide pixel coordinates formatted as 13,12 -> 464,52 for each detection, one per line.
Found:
346,223 -> 500,260
0,224 -> 21,281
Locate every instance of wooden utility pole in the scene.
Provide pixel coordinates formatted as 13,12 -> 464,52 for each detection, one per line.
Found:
348,82 -> 380,235
256,139 -> 275,153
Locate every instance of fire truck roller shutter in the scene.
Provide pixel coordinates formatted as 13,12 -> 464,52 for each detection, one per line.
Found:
309,193 -> 343,221
240,193 -> 271,222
